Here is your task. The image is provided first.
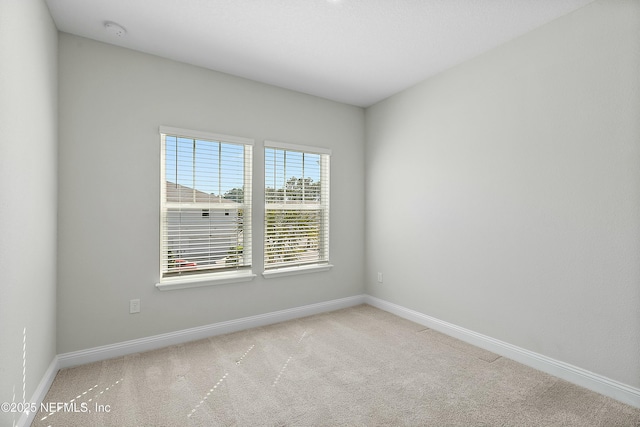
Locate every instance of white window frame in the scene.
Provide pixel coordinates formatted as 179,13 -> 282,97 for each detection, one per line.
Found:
156,126 -> 255,290
263,140 -> 332,278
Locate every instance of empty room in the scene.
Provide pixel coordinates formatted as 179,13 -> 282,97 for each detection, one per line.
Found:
1,0 -> 639,425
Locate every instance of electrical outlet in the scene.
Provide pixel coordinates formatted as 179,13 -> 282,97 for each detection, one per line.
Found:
130,299 -> 140,314
377,272 -> 383,283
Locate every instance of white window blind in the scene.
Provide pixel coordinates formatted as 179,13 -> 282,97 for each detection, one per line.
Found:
160,127 -> 252,281
264,142 -> 330,271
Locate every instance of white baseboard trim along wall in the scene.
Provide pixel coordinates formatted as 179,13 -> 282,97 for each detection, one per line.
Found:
17,357 -> 59,427
57,295 -> 366,369
18,294 -> 365,427
18,293 -> 640,425
364,295 -> 640,409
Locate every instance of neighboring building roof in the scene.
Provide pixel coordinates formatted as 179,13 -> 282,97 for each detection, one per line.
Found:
165,181 -> 239,204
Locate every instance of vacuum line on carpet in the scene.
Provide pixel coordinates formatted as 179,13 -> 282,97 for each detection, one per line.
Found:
236,344 -> 255,365
187,372 -> 228,419
272,356 -> 293,386
272,330 -> 308,387
39,378 -> 123,422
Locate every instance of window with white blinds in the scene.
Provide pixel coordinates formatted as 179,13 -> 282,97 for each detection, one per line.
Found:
160,127 -> 252,282
264,141 -> 330,271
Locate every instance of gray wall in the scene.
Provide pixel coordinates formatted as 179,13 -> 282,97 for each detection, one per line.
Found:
0,0 -> 58,423
365,0 -> 640,388
57,34 -> 365,353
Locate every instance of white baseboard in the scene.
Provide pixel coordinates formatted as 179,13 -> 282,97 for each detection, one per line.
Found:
19,295 -> 364,425
364,295 -> 640,409
16,356 -> 59,427
58,295 -> 365,369
21,292 -> 640,424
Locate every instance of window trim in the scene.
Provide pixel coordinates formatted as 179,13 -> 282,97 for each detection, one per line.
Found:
155,271 -> 256,291
158,126 -> 255,289
159,126 -> 254,147
263,140 -> 331,274
262,263 -> 333,279
264,140 -> 332,156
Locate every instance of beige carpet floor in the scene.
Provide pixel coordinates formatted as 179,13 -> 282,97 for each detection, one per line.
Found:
32,305 -> 640,426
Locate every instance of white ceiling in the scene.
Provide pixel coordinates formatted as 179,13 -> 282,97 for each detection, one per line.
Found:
45,0 -> 595,107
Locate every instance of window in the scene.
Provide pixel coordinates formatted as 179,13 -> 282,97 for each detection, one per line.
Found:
264,141 -> 330,273
159,126 -> 253,286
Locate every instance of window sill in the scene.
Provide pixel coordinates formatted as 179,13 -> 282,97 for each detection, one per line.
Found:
156,271 -> 256,291
262,264 -> 333,279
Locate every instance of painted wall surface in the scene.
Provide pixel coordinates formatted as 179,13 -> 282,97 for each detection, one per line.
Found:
365,0 -> 640,387
0,0 -> 58,423
57,34 -> 365,353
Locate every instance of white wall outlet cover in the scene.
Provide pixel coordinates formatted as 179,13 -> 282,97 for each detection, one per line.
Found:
129,299 -> 140,314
